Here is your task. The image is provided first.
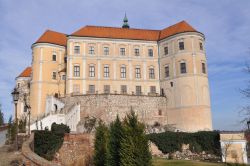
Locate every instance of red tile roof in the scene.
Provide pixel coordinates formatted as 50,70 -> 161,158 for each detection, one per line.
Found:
159,21 -> 198,40
71,20 -> 199,41
34,30 -> 67,46
17,67 -> 32,78
34,20 -> 199,45
71,26 -> 160,41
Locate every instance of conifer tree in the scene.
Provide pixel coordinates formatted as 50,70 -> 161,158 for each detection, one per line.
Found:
120,111 -> 152,166
0,104 -> 4,126
107,116 -> 124,166
93,121 -> 109,166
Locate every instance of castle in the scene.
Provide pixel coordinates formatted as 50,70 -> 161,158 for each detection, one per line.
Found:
14,17 -> 212,132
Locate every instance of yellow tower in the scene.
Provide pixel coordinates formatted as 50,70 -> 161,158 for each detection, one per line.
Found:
159,21 -> 212,131
30,30 -> 67,119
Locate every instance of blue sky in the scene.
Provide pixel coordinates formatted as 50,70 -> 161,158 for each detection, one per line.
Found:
0,0 -> 249,130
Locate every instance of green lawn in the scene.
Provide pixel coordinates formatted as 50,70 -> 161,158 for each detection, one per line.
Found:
153,158 -> 223,166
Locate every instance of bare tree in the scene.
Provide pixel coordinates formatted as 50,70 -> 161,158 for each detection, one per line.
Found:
239,63 -> 250,124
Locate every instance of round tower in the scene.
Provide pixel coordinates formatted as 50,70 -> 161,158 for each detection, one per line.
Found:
30,30 -> 67,119
159,31 -> 212,132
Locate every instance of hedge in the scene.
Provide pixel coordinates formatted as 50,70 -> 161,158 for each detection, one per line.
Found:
34,123 -> 70,160
147,131 -> 220,155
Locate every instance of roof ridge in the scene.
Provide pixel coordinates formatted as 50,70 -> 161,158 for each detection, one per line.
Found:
84,25 -> 161,32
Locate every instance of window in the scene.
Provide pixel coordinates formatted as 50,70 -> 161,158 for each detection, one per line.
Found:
200,42 -> 203,50
120,48 -> 125,56
104,65 -> 109,78
104,85 -> 110,94
74,65 -> 80,77
74,46 -> 80,54
164,46 -> 168,55
89,46 -> 95,55
62,75 -> 66,80
134,48 -> 140,56
170,82 -> 174,87
158,110 -> 162,116
149,68 -> 155,79
179,41 -> 184,50
202,62 -> 206,74
150,86 -> 156,93
52,54 -> 56,61
165,66 -> 169,78
120,66 -> 126,78
135,67 -> 141,79
89,65 -> 95,77
136,86 -> 141,95
52,72 -> 57,80
121,85 -> 127,94
73,84 -> 80,93
104,47 -> 109,55
180,62 -> 186,74
64,57 -> 67,63
148,49 -> 153,57
89,85 -> 95,94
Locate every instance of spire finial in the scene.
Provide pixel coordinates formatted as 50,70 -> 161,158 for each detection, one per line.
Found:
122,13 -> 130,28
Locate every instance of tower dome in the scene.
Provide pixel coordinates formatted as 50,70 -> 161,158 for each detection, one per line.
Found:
122,13 -> 130,28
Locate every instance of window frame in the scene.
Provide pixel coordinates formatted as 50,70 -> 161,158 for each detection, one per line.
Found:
136,86 -> 142,95
134,48 -> 140,56
120,48 -> 126,56
104,47 -> 109,55
180,62 -> 187,74
149,67 -> 155,79
89,46 -> 95,55
164,46 -> 168,55
73,65 -> 80,77
120,66 -> 126,78
89,65 -> 95,77
148,48 -> 153,57
165,65 -> 169,78
74,45 -> 80,54
150,86 -> 156,94
89,85 -> 95,94
104,85 -> 110,94
179,41 -> 185,50
202,62 -> 206,74
121,85 -> 127,94
52,54 -> 57,61
52,71 -> 57,80
104,65 -> 110,78
135,67 -> 141,79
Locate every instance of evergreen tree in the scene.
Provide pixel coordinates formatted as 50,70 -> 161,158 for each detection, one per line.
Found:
0,104 -> 4,126
107,116 -> 124,166
93,121 -> 109,166
120,111 -> 152,166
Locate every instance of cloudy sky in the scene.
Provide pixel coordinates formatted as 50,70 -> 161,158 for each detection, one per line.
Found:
0,0 -> 249,130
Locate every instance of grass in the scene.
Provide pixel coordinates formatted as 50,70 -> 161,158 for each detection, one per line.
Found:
152,158 -> 249,166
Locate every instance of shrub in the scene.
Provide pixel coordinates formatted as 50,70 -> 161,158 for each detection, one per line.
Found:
147,131 -> 220,155
34,123 -> 70,160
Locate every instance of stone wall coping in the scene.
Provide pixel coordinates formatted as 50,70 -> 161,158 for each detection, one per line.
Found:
22,132 -> 60,166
